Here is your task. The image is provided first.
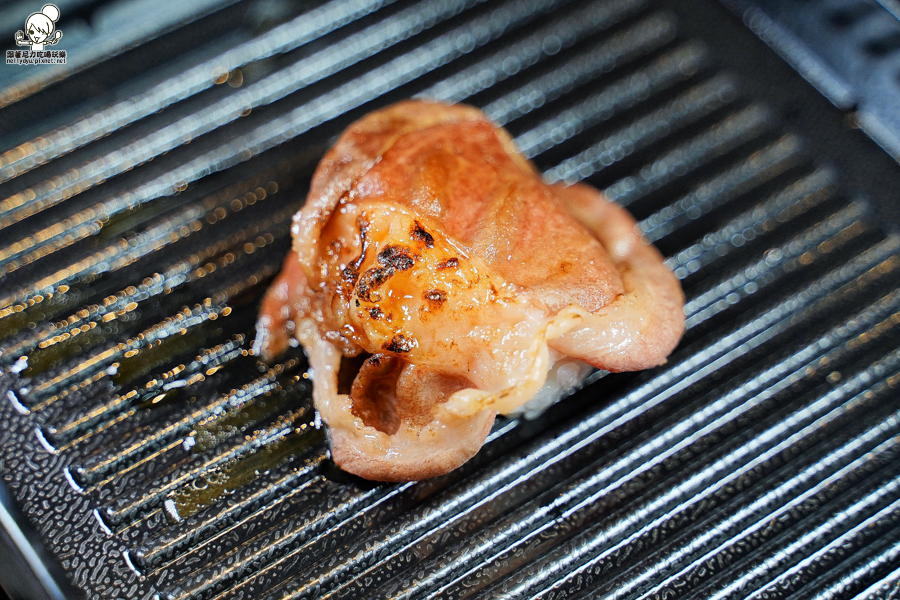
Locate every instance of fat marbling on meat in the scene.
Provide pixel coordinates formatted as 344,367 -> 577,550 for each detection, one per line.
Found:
255,100 -> 684,481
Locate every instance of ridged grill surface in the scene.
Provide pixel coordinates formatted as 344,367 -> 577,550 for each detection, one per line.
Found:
1,0 -> 899,599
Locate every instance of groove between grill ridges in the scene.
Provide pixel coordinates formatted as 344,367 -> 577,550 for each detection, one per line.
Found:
563,414 -> 900,600
639,134 -> 805,241
682,201 -> 867,328
71,355 -> 307,487
0,0 -> 248,116
483,15 -> 690,128
506,40 -> 708,159
52,323 -> 260,453
552,472 -> 900,600
17,259 -> 280,412
853,565 -> 900,600
605,103 -> 777,207
24,304 -> 227,402
798,534 -> 900,600
133,453 -> 328,569
543,73 -> 740,183
689,473 -> 900,600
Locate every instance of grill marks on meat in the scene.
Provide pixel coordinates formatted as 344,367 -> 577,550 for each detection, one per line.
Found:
377,245 -> 417,270
356,244 -> 418,302
411,220 -> 435,248
355,266 -> 394,303
424,289 -> 447,306
383,334 -> 417,354
256,100 -> 684,481
348,225 -> 430,305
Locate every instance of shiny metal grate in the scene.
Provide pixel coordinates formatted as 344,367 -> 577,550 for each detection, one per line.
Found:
1,0 -> 900,599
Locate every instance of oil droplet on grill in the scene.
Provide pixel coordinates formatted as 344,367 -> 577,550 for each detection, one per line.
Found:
165,424 -> 324,522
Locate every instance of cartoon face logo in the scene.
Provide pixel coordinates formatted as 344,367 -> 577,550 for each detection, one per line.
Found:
15,4 -> 62,51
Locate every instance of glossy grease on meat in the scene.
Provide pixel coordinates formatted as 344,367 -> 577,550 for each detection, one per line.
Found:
256,100 -> 684,481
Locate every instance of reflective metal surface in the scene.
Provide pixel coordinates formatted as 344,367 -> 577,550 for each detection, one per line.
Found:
1,0 -> 900,598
